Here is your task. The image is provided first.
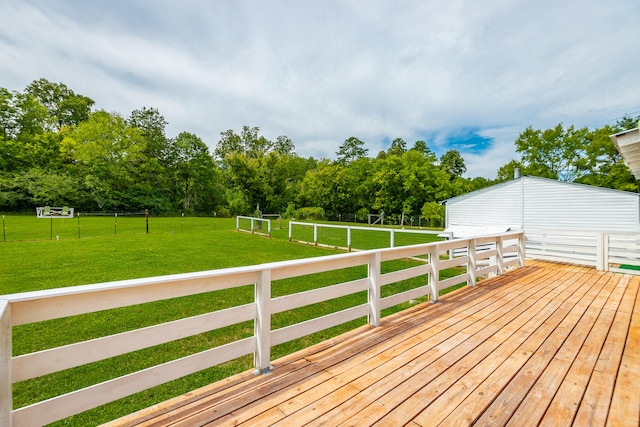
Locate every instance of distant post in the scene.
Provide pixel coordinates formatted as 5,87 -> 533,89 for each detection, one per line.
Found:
2,215 -> 5,242
145,209 -> 149,234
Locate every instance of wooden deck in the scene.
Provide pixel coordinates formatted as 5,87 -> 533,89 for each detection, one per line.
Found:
105,261 -> 640,427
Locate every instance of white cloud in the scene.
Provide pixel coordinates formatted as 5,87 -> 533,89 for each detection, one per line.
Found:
1,0 -> 639,178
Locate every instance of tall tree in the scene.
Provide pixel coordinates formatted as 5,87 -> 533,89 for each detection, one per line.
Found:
167,132 -> 221,213
60,110 -> 148,210
336,136 -> 368,165
387,138 -> 407,157
411,140 -> 436,161
128,107 -> 169,160
439,149 -> 466,178
25,78 -> 94,128
515,124 -> 588,182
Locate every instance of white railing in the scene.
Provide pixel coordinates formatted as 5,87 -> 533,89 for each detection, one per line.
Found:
236,216 -> 271,237
0,231 -> 524,426
525,229 -> 640,274
288,221 -> 446,250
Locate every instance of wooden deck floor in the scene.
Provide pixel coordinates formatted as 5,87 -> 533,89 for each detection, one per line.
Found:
105,261 -> 640,427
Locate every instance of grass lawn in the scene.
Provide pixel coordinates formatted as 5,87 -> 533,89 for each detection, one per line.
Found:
1,216 -> 459,426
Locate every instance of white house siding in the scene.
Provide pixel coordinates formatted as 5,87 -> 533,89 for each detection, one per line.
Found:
522,178 -> 639,232
445,179 -> 523,230
445,177 -> 640,233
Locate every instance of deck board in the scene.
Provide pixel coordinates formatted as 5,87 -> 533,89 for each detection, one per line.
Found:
104,262 -> 640,427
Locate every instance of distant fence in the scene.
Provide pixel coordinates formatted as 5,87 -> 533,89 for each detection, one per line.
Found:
288,221 -> 447,251
236,216 -> 271,238
0,231 -> 525,426
525,229 -> 640,274
0,215 -> 225,242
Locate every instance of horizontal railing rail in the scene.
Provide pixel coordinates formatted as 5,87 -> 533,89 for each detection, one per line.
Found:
0,231 -> 524,426
525,229 -> 640,274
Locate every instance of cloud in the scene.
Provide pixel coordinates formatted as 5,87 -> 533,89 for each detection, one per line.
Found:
1,0 -> 639,178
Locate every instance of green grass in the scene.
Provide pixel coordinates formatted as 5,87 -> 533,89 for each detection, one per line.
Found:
1,216 -> 459,426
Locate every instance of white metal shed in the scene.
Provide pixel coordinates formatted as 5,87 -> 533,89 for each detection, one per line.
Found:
444,176 -> 640,233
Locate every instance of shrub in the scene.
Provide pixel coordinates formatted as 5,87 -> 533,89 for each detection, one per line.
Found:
295,207 -> 325,220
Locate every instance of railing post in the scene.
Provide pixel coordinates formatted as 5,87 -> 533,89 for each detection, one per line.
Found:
518,232 -> 526,267
468,238 -> 477,286
347,226 -> 352,251
313,224 -> 318,246
368,252 -> 381,327
254,270 -> 272,375
390,229 -> 395,248
603,234 -> 610,271
596,233 -> 605,271
429,246 -> 440,303
0,299 -> 11,427
496,236 -> 504,275
236,216 -> 239,231
288,221 -> 293,241
267,220 -> 271,238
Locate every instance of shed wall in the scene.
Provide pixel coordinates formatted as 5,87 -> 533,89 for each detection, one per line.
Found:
446,180 -> 523,230
445,177 -> 640,233
522,178 -> 639,231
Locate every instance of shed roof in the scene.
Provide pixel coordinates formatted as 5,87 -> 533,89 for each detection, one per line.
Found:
443,175 -> 639,205
610,126 -> 640,180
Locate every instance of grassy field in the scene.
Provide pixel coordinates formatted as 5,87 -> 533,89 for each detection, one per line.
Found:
1,216 -> 456,426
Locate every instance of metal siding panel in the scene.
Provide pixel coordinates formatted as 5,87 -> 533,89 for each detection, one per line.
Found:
447,180 -> 522,229
447,176 -> 640,233
523,178 -> 640,231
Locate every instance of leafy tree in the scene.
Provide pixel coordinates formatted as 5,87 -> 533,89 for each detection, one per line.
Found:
128,107 -> 169,160
215,126 -> 293,161
373,150 -> 450,218
439,149 -> 466,178
496,159 -> 525,182
421,201 -> 444,227
616,115 -> 639,131
336,137 -> 368,165
273,135 -> 296,155
14,92 -> 53,142
499,118 -> 638,191
61,111 -> 148,210
215,129 -> 243,160
168,132 -> 221,213
25,78 -> 94,128
0,88 -> 18,140
411,140 -> 436,161
515,124 -> 589,182
575,125 -> 638,192
387,138 -> 407,157
299,160 -> 347,215
241,125 -> 272,158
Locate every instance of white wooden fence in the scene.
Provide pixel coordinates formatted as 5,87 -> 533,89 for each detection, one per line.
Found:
0,231 -> 524,426
288,221 -> 446,250
525,229 -> 640,274
236,215 -> 271,237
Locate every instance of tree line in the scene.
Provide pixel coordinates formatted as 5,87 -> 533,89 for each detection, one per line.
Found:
1,79 -> 637,222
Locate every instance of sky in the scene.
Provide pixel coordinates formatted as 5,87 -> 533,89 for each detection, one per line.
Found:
1,0 -> 639,178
